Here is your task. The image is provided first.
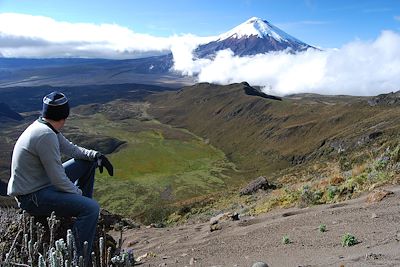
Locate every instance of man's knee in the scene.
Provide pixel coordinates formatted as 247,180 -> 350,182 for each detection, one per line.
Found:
85,198 -> 100,217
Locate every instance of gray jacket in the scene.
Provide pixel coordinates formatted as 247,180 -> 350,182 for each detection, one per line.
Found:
8,118 -> 99,196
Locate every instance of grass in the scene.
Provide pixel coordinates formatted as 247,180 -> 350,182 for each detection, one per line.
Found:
66,108 -> 238,223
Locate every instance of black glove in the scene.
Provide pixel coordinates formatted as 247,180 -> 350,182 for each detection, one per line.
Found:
97,155 -> 114,176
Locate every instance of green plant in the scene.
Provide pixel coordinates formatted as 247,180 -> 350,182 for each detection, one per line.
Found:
327,186 -> 337,200
341,233 -> 358,247
390,145 -> 400,162
319,224 -> 326,233
282,235 -> 290,245
299,185 -> 323,206
0,211 -> 127,267
374,157 -> 389,171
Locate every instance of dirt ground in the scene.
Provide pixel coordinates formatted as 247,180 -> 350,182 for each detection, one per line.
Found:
116,185 -> 400,267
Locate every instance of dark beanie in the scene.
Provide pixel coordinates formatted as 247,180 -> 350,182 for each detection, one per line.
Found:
42,91 -> 70,121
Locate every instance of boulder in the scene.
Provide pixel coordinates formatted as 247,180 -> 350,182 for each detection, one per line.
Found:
366,189 -> 393,203
240,176 -> 275,196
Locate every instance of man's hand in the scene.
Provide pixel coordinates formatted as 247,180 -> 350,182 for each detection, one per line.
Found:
97,155 -> 114,176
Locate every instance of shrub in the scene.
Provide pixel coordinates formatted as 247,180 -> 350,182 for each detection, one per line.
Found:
319,224 -> 326,233
327,186 -> 337,200
0,211 -> 130,267
374,156 -> 389,171
282,235 -> 290,245
299,185 -> 323,206
341,233 -> 358,247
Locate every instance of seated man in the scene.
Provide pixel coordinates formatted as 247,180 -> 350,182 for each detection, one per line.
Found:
7,91 -> 113,257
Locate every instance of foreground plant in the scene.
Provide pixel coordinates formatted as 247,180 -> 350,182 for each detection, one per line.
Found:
282,235 -> 290,245
341,233 -> 358,247
0,210 -> 134,267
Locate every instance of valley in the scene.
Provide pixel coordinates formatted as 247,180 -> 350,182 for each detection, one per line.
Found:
66,101 -> 238,223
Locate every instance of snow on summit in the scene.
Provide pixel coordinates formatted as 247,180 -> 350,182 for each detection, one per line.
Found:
218,17 -> 297,42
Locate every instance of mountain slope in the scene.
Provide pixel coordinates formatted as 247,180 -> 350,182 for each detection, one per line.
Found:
0,103 -> 23,121
148,82 -> 400,179
195,17 -> 315,58
0,55 -> 192,88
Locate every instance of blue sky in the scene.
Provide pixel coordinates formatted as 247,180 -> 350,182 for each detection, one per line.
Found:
1,0 -> 399,48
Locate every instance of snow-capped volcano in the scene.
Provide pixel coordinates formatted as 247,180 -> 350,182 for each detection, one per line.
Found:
195,17 -> 315,58
219,17 -> 300,42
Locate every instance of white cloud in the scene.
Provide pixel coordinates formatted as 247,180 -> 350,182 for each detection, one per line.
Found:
172,30 -> 400,96
0,13 -> 212,58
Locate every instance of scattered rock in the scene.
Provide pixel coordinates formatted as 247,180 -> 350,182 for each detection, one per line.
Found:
146,222 -> 166,228
240,176 -> 275,196
210,212 -> 240,226
365,253 -> 384,260
210,224 -> 222,232
210,214 -> 221,225
189,257 -> 196,265
368,91 -> 400,106
251,261 -> 269,267
371,213 -> 378,219
99,209 -> 122,230
127,240 -> 139,247
366,189 -> 394,203
231,212 -> 240,221
136,252 -> 156,262
120,218 -> 141,229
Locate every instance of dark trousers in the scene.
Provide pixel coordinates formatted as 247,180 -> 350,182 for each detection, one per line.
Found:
17,159 -> 99,259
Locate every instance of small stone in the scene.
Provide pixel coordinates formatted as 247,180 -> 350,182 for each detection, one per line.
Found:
231,212 -> 240,221
127,240 -> 138,247
210,223 -> 222,232
210,213 -> 226,225
251,261 -> 269,267
371,213 -> 378,218
366,189 -> 393,203
189,257 -> 196,265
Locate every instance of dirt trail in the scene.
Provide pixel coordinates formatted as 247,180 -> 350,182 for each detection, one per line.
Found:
117,185 -> 400,267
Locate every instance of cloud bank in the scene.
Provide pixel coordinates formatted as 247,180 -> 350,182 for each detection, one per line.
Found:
172,30 -> 400,96
0,13 -> 212,58
1,13 -> 400,96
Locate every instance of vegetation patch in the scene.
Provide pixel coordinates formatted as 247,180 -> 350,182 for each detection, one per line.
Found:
319,224 -> 327,233
282,235 -> 290,245
66,104 -> 238,223
341,233 -> 358,247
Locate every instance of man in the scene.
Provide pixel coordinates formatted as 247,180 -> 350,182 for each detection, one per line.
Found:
7,91 -> 113,257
